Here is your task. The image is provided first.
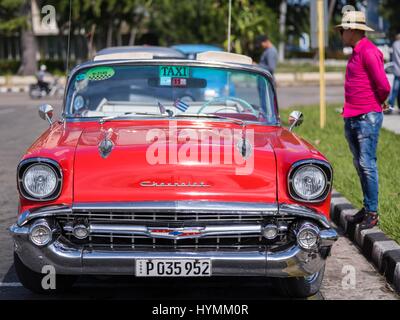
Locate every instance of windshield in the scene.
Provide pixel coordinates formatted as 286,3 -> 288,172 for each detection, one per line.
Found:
65,64 -> 278,124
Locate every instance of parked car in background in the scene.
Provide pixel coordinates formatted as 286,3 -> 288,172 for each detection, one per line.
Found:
171,44 -> 223,59
96,46 -> 186,59
10,50 -> 338,298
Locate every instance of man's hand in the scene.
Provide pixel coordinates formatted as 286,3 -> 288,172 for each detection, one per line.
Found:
382,101 -> 389,111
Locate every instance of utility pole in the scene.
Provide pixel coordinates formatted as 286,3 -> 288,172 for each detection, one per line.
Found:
278,0 -> 287,62
227,0 -> 232,52
317,0 -> 326,129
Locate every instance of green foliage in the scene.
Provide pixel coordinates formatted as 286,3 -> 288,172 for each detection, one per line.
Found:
0,0 -> 26,32
280,105 -> 400,244
150,0 -> 278,57
0,59 -> 20,74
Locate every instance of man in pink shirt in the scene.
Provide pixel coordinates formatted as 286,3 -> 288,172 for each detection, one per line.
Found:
336,11 -> 390,229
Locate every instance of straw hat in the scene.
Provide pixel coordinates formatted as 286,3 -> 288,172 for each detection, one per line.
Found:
335,11 -> 374,32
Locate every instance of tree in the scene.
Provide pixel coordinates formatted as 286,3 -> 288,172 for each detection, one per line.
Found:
0,0 -> 37,75
149,0 -> 278,58
19,1 -> 38,75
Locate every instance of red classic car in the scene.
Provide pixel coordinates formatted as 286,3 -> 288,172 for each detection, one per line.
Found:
9,50 -> 337,297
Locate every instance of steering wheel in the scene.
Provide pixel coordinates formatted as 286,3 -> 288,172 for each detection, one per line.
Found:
214,107 -> 242,114
197,96 -> 258,117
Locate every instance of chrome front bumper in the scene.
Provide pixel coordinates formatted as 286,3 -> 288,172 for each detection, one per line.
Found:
10,223 -> 338,278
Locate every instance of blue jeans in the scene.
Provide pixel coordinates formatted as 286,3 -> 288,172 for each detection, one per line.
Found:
389,75 -> 400,108
344,112 -> 383,213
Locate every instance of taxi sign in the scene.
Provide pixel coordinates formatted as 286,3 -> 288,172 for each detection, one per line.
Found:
159,66 -> 189,78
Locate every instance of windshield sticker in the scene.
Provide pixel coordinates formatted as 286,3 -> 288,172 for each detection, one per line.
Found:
160,77 -> 172,86
159,66 -> 189,78
76,73 -> 86,82
86,67 -> 115,81
172,78 -> 187,87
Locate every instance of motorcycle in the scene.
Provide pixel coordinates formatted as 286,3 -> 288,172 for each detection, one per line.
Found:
29,77 -> 64,99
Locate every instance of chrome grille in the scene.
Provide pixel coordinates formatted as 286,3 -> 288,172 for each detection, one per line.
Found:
56,209 -> 296,250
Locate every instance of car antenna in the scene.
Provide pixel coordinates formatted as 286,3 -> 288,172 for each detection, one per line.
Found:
65,0 -> 72,76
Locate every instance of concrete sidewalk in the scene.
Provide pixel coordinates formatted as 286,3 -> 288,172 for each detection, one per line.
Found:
383,112 -> 400,135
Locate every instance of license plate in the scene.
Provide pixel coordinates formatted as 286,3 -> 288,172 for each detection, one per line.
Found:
136,259 -> 211,277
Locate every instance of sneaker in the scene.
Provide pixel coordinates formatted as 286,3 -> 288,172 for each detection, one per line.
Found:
383,107 -> 394,115
346,208 -> 366,223
359,212 -> 379,230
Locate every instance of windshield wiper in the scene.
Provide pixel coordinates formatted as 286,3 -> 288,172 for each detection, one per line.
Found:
99,112 -> 168,124
174,113 -> 245,126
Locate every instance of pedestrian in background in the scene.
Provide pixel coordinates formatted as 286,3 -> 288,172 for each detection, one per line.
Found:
255,35 -> 278,76
336,11 -> 391,229
387,33 -> 400,114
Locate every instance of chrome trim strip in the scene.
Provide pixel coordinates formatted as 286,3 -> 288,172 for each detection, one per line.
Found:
72,201 -> 279,214
278,204 -> 332,228
64,224 -> 262,240
16,202 -> 333,229
17,205 -> 72,227
319,229 -> 339,247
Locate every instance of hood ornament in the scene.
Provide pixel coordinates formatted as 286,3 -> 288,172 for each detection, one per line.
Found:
98,129 -> 114,159
237,138 -> 252,159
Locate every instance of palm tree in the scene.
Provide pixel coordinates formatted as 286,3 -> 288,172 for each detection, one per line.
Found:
18,0 -> 38,75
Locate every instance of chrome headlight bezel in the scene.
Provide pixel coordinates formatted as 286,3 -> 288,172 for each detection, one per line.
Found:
17,158 -> 63,201
288,160 -> 333,203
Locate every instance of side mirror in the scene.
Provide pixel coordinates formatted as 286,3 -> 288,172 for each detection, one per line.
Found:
288,111 -> 304,132
38,104 -> 54,125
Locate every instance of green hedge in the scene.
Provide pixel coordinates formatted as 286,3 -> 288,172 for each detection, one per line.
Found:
0,60 -> 76,76
0,60 -> 20,75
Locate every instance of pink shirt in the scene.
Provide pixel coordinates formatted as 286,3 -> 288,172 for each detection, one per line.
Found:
343,37 -> 390,118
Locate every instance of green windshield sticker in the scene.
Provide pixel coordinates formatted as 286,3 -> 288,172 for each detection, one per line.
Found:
86,67 -> 115,81
159,66 -> 189,78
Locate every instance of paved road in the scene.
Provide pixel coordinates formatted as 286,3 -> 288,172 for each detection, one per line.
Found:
277,85 -> 344,109
278,85 -> 400,135
0,92 -> 398,300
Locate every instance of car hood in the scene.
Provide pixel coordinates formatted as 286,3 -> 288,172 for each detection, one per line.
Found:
72,120 -> 278,203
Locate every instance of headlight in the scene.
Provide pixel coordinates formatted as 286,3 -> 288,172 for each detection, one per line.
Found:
288,161 -> 332,202
18,158 -> 62,201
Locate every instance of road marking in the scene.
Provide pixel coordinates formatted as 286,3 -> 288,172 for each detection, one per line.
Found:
0,108 -> 15,115
0,282 -> 23,287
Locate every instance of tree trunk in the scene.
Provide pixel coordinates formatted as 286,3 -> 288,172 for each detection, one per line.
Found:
328,0 -> 337,26
87,24 -> 97,59
278,0 -> 287,63
116,23 -> 123,46
129,26 -> 137,46
107,20 -> 113,47
18,1 -> 38,75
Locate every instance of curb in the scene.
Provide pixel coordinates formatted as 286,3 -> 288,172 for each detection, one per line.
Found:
330,190 -> 400,294
0,86 -> 29,93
